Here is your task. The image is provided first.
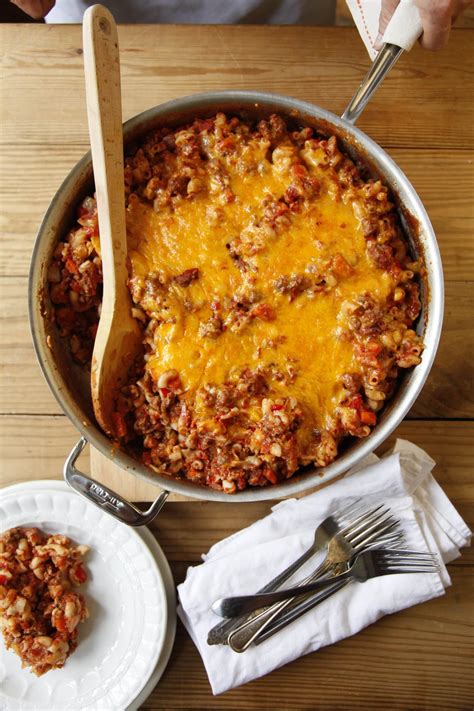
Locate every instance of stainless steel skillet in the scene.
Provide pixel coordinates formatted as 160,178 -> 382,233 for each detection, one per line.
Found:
28,5 -> 443,525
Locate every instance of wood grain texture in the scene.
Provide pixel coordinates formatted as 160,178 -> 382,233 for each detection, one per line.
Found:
0,26 -> 473,150
1,416 -> 472,503
0,415 -> 90,486
142,567 -> 473,710
1,23 -> 473,711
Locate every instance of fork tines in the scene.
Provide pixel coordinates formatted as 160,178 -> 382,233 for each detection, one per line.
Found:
340,505 -> 400,550
370,549 -> 440,572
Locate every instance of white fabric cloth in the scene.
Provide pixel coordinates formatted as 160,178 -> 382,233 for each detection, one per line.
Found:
177,439 -> 471,695
346,0 -> 423,59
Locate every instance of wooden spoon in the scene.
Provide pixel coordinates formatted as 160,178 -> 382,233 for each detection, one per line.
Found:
83,5 -> 142,437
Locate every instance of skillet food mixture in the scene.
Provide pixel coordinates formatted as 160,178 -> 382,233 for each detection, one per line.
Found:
48,113 -> 424,493
0,527 -> 89,675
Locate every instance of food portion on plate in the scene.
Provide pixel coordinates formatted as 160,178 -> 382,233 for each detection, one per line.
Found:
47,112 -> 424,493
0,527 -> 89,676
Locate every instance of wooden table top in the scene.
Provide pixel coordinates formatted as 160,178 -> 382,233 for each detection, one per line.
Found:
0,22 -> 473,710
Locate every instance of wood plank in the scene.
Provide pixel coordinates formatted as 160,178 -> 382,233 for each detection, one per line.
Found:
1,146 -> 473,280
1,417 -> 472,507
2,277 -> 472,418
409,279 -> 474,419
142,565 -> 473,710
0,414 -> 90,486
394,151 -> 474,283
1,26 -> 473,150
1,22 -> 472,711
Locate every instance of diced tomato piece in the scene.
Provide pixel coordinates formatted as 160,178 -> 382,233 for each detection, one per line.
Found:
271,404 -> 284,411
167,376 -> 182,391
360,410 -> 377,426
218,137 -> 234,152
285,185 -> 301,203
65,258 -> 78,275
292,163 -> 307,178
82,225 -> 98,239
331,253 -> 353,278
263,468 -> 278,484
54,614 -> 67,632
111,411 -> 127,439
390,264 -> 403,281
366,341 -> 382,355
252,303 -> 276,321
348,395 -> 363,413
0,574 -> 8,585
159,387 -> 170,397
74,563 -> 87,584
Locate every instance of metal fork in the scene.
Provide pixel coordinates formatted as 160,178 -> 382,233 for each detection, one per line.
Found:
207,498 -> 363,646
254,548 -> 441,647
226,508 -> 402,652
255,531 -> 403,645
214,549 -> 439,617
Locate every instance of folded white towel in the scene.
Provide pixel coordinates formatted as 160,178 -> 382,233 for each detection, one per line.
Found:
177,439 -> 471,695
346,0 -> 423,59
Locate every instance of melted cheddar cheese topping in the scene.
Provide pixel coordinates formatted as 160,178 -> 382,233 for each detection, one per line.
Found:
126,130 -> 395,448
49,113 -> 423,492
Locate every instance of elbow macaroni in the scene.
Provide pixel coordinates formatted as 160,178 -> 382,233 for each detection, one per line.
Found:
48,113 -> 424,493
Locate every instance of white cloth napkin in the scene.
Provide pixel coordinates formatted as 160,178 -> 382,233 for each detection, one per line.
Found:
346,0 -> 423,59
177,439 -> 471,695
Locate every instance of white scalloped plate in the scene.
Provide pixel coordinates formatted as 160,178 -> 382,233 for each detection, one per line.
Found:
0,481 -> 176,711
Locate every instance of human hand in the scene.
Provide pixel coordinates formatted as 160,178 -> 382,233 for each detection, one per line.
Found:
9,0 -> 56,19
376,0 -> 473,50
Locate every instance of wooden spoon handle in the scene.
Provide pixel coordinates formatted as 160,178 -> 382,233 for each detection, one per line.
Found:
83,4 -> 128,313
84,5 -> 142,436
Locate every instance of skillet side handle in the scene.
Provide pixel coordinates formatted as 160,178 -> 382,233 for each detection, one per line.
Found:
64,438 -> 169,527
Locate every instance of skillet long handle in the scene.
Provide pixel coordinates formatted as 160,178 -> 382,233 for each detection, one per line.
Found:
342,0 -> 423,124
64,438 -> 169,526
341,43 -> 403,124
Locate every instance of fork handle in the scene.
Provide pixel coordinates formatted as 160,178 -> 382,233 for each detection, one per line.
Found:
225,558 -> 331,651
228,596 -> 295,653
214,569 -> 349,618
207,541 -> 318,645
255,579 -> 349,645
